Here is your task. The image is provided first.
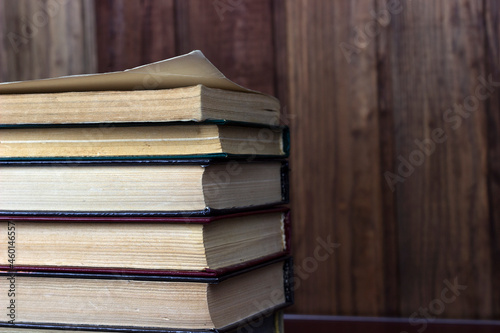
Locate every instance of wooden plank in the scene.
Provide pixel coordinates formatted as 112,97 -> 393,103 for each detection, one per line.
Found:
95,0 -> 176,73
284,315 -> 500,333
484,0 -> 500,317
387,0 -> 492,318
174,0 -> 276,96
375,0 -> 401,316
272,0 -> 289,109
284,0 -> 388,315
0,0 -> 96,82
0,0 -> 7,82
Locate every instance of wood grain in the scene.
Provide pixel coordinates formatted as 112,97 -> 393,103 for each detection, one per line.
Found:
388,0 -> 492,318
484,0 -> 500,317
375,0 -> 400,316
284,315 -> 500,333
272,0 -> 289,109
0,0 -> 7,82
94,0 -> 176,73
284,0 -> 388,315
0,0 -> 96,82
174,0 -> 276,96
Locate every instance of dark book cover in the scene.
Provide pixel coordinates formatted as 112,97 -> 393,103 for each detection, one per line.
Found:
0,159 -> 289,217
0,208 -> 291,278
0,259 -> 293,333
0,121 -> 290,160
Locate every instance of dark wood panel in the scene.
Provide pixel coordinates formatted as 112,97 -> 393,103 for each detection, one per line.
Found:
283,315 -> 500,333
95,0 -> 176,72
284,0 -> 390,315
375,0 -> 401,317
0,0 -> 8,81
0,0 -> 96,82
484,0 -> 500,317
174,0 -> 276,96
272,0 -> 289,109
387,0 -> 492,318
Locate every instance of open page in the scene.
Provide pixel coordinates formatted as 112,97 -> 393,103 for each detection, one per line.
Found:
0,50 -> 256,94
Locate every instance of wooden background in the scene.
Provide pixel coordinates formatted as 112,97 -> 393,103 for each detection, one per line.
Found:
1,0 -> 499,320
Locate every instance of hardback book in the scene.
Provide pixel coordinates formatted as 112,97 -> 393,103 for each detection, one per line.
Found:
0,311 -> 284,332
0,160 -> 288,215
0,123 -> 288,160
0,51 -> 281,127
0,85 -> 280,127
0,209 -> 290,273
0,259 -> 292,332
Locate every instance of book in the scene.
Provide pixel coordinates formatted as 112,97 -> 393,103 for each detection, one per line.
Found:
0,209 -> 290,273
0,310 -> 284,332
0,123 -> 288,160
0,160 -> 288,215
0,259 -> 293,331
0,51 -> 280,126
0,85 -> 280,127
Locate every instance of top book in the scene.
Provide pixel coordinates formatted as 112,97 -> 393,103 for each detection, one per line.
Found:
0,51 -> 280,126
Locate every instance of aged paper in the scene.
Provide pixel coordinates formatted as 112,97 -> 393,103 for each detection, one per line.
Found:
0,50 -> 254,94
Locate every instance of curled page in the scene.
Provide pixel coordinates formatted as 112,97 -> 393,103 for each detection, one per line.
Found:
0,50 -> 256,94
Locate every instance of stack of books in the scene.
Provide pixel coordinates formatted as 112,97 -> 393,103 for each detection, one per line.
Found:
0,52 -> 292,333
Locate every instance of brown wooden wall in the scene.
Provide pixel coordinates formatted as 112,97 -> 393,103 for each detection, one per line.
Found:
1,0 -> 499,320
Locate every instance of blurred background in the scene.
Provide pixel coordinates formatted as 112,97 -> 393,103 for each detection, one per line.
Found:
1,0 -> 499,321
